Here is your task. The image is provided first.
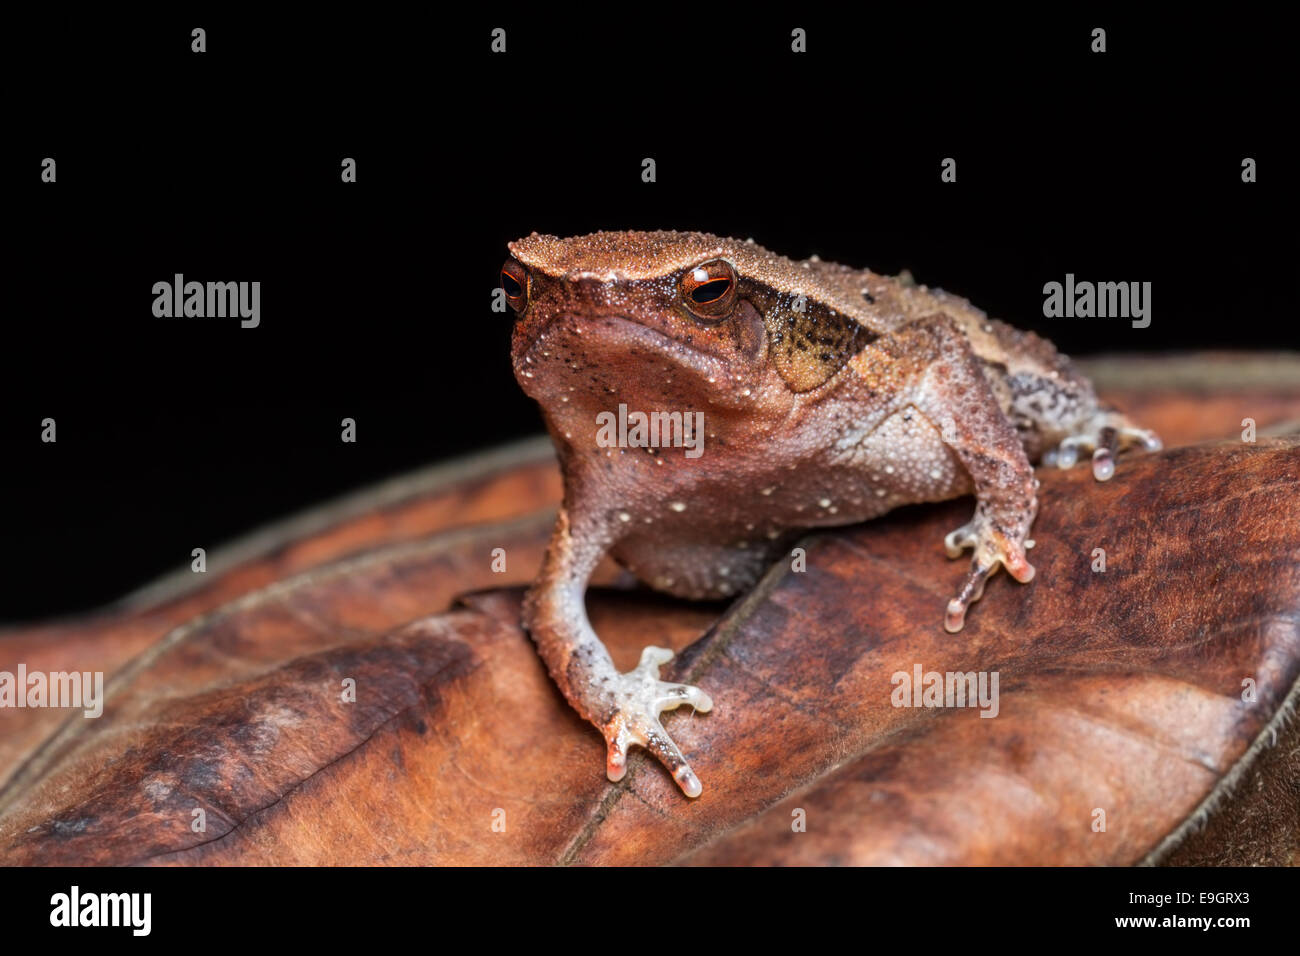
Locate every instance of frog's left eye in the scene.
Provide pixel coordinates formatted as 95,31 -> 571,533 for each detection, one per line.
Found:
500,259 -> 529,313
680,259 -> 737,322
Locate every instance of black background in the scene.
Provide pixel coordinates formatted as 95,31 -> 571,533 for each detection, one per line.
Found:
2,863 -> 1280,941
3,9 -> 1291,620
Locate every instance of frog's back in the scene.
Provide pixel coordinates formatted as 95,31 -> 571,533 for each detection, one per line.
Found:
812,255 -> 1104,453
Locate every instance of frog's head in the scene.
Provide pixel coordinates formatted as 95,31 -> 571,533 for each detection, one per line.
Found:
502,230 -> 879,466
503,231 -> 772,417
504,230 -> 875,403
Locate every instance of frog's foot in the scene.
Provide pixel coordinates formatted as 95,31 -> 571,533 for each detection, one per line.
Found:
1043,413 -> 1162,482
943,509 -> 1036,633
601,646 -> 713,797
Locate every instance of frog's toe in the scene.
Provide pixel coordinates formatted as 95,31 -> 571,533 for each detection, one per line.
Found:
943,520 -> 1035,632
600,646 -> 712,797
943,521 -> 979,559
656,680 -> 713,714
944,546 -> 1037,633
944,517 -> 1035,580
945,560 -> 994,633
1045,416 -> 1162,482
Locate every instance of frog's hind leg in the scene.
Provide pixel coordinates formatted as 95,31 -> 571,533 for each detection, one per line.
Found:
975,318 -> 1161,481
1043,409 -> 1162,482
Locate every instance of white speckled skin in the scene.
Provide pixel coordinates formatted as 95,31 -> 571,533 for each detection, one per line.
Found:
504,230 -> 1160,797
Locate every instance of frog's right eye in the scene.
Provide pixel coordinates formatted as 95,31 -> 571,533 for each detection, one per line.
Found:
500,260 -> 529,312
680,258 -> 737,323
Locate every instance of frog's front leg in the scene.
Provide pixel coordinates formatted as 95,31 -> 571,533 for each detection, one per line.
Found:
894,313 -> 1041,632
522,504 -> 713,797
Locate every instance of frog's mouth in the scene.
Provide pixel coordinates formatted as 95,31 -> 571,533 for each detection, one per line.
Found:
519,312 -> 727,381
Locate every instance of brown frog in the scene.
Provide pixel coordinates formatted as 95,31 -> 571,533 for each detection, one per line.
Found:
501,230 -> 1160,798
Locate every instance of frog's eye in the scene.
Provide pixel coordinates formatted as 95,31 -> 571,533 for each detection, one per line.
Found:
500,260 -> 529,313
680,259 -> 737,322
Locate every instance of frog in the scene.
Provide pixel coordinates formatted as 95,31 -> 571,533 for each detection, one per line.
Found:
501,230 -> 1161,798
